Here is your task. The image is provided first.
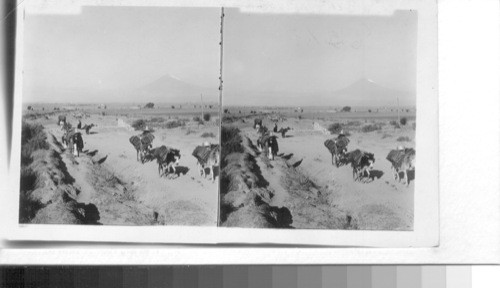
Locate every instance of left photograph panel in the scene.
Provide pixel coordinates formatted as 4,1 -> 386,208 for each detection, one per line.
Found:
18,6 -> 221,226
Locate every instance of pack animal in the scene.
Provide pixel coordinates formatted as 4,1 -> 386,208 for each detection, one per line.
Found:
386,148 -> 415,186
158,148 -> 181,177
277,127 -> 292,138
324,136 -> 350,167
129,133 -> 155,163
257,134 -> 279,160
146,146 -> 181,177
192,143 -> 220,182
69,132 -> 84,157
254,118 -> 263,129
58,115 -> 67,126
345,149 -> 376,182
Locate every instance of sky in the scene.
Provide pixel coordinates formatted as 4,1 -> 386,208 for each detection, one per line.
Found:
23,7 -> 417,106
23,6 -> 221,103
223,9 -> 417,106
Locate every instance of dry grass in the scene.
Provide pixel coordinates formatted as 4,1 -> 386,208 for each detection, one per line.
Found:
221,126 -> 244,163
21,121 -> 49,165
19,122 -> 49,223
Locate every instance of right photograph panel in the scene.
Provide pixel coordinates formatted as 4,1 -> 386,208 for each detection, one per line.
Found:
220,9 -> 417,230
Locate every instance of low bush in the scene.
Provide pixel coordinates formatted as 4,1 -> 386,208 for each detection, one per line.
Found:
389,120 -> 401,129
381,133 -> 392,139
201,132 -> 216,138
131,119 -> 146,131
361,124 -> 382,133
150,117 -> 165,123
203,113 -> 211,122
397,136 -> 411,142
341,106 -> 351,112
400,117 -> 407,126
164,120 -> 185,129
346,121 -> 362,127
328,123 -> 343,134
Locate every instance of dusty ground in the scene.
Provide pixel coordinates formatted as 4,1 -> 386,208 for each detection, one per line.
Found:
221,110 -> 415,230
22,108 -> 219,226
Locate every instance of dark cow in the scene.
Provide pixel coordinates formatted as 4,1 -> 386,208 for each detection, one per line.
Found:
192,143 -> 220,182
324,135 -> 350,167
58,115 -> 67,126
254,118 -> 263,129
145,145 -> 181,177
129,132 -> 155,163
386,147 -> 415,186
345,149 -> 375,182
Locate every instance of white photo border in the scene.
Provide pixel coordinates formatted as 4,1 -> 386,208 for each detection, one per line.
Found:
2,0 -> 438,248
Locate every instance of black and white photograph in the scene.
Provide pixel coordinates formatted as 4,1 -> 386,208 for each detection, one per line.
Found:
5,0 -> 439,247
18,6 -> 221,226
220,9 -> 418,230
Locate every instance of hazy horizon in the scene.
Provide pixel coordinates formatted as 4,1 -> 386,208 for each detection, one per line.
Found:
23,7 -> 417,107
223,9 -> 417,106
23,6 -> 221,103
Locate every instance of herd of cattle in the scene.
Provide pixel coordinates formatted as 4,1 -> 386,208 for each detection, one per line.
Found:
56,115 -> 220,182
252,118 -> 416,186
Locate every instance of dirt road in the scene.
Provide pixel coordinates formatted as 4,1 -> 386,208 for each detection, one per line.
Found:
236,118 -> 414,230
44,115 -> 219,226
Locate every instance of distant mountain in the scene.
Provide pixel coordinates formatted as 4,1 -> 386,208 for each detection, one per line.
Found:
137,74 -> 218,103
328,78 -> 415,107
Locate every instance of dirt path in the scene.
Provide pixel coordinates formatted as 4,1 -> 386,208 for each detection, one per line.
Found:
240,123 -> 414,230
46,116 -> 218,226
236,130 -> 355,229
